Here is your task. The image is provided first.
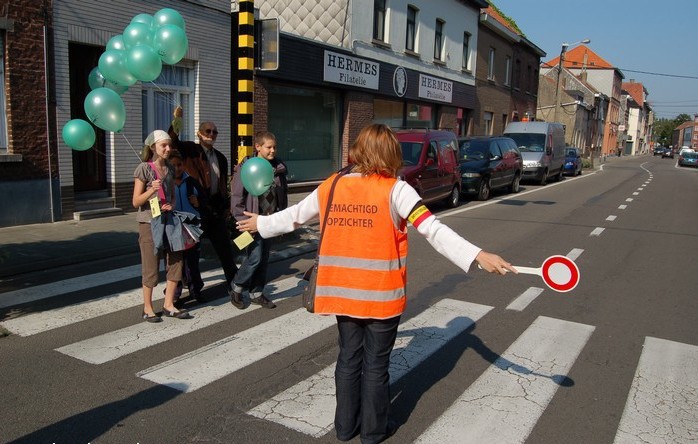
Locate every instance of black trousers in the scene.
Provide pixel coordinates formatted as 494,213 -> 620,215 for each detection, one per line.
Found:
201,214 -> 238,286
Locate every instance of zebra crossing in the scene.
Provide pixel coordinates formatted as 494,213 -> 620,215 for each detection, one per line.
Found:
1,264 -> 697,443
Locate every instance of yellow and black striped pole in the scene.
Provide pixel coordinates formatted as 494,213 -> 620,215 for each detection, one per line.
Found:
237,0 -> 255,164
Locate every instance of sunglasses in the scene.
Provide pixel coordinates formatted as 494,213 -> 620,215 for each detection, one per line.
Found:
203,129 -> 218,135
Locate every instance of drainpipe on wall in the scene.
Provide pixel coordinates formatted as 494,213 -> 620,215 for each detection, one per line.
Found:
43,23 -> 55,223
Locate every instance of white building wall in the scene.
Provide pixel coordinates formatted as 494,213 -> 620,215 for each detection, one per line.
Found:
627,107 -> 640,154
257,0 -> 480,87
54,0 -> 231,191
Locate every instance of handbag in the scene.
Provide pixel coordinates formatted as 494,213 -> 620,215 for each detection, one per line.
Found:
301,169 -> 347,313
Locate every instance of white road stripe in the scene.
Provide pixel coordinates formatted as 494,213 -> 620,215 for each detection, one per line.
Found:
566,248 -> 584,261
247,299 -> 494,437
614,337 -> 698,444
56,275 -> 305,364
590,227 -> 605,236
415,316 -> 595,444
618,205 -> 627,210
0,264 -> 141,309
1,268 -> 226,337
636,188 -> 643,191
606,215 -> 617,221
626,198 -> 633,202
632,192 -> 639,196
137,308 -> 337,393
506,287 -> 544,311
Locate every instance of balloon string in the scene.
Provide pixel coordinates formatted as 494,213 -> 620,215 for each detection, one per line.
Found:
121,133 -> 155,182
147,81 -> 181,108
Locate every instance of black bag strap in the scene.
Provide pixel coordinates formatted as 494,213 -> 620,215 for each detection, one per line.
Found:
317,165 -> 352,254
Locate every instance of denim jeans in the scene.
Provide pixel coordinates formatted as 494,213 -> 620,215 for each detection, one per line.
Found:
233,233 -> 270,296
335,315 -> 400,444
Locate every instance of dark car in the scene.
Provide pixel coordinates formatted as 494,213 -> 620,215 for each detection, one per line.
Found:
457,136 -> 523,201
396,129 -> 461,208
678,151 -> 698,167
662,147 -> 674,159
563,147 -> 582,176
653,146 -> 665,156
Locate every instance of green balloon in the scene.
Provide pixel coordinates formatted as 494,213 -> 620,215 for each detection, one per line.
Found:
62,119 -> 96,151
153,8 -> 186,30
106,35 -> 126,52
84,87 -> 126,133
126,45 -> 162,82
130,13 -> 154,28
122,22 -> 153,49
87,66 -> 129,95
98,49 -> 137,87
153,24 -> 188,65
241,157 -> 274,196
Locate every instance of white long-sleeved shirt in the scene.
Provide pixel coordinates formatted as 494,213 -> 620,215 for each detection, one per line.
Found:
256,176 -> 482,272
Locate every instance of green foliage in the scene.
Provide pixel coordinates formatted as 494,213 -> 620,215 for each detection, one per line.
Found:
487,1 -> 524,36
582,158 -> 593,169
675,114 -> 691,125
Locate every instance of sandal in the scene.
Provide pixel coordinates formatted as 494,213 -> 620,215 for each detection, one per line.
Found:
142,312 -> 162,323
162,308 -> 192,319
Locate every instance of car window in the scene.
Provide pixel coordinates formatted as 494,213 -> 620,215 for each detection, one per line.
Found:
400,142 -> 422,166
566,149 -> 578,157
685,152 -> 698,159
496,140 -> 512,158
489,141 -> 502,158
438,139 -> 456,167
506,133 -> 546,152
426,141 -> 438,167
461,140 -> 487,160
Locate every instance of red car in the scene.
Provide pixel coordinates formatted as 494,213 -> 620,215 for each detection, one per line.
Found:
396,129 -> 461,208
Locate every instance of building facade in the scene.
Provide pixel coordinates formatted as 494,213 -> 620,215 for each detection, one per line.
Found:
250,0 -> 488,183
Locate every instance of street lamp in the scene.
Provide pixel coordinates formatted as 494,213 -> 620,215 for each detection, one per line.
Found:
553,38 -> 591,121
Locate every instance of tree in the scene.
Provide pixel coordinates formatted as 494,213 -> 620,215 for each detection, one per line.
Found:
674,114 -> 691,125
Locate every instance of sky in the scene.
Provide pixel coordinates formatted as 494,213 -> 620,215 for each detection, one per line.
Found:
492,0 -> 698,120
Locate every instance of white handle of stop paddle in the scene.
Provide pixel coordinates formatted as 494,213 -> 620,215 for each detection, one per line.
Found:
477,264 -> 541,275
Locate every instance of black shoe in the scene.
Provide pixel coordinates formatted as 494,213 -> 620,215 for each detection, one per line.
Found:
142,312 -> 162,323
229,288 -> 245,309
162,308 -> 192,319
251,295 -> 276,309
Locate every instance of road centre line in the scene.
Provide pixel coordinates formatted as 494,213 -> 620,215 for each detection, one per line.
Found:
566,248 -> 584,261
248,299 -> 494,437
626,198 -> 633,202
606,215 -> 617,221
618,205 -> 627,210
506,287 -> 545,312
56,275 -> 305,364
614,337 -> 698,443
590,227 -> 605,236
632,192 -> 639,196
415,316 -> 595,444
137,308 -> 338,393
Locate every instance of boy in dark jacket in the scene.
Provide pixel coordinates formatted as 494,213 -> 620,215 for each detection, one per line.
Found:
229,131 -> 288,309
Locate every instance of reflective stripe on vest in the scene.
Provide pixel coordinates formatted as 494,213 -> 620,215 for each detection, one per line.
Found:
315,174 -> 408,319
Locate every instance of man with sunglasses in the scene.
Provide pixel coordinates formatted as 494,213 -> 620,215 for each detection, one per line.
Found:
170,121 -> 238,301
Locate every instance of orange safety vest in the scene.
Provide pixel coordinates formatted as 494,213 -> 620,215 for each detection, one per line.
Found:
315,173 -> 408,319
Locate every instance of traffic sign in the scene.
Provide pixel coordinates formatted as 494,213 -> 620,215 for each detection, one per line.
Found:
480,255 -> 580,293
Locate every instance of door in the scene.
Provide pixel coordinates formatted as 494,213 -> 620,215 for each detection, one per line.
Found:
420,140 -> 441,202
68,43 -> 107,193
488,140 -> 505,188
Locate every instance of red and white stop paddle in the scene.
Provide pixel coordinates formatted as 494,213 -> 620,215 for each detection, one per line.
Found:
482,255 -> 580,293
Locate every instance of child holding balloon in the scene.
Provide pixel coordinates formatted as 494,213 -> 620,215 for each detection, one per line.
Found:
229,131 -> 288,309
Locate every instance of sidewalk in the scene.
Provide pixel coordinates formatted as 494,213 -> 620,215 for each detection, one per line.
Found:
0,192 -> 317,280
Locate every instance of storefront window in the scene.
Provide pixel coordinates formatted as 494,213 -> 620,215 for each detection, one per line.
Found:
268,84 -> 341,182
406,103 -> 435,129
374,99 -> 404,128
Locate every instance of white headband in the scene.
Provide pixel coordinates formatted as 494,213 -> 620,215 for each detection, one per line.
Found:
144,130 -> 171,147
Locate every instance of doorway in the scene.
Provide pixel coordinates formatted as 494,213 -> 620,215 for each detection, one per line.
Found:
68,43 -> 107,193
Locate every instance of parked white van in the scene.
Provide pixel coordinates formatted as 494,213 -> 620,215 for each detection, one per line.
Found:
503,121 -> 566,185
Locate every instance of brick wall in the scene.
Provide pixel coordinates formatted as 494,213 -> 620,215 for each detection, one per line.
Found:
0,0 -> 55,182
342,92 -> 373,167
473,26 -> 513,135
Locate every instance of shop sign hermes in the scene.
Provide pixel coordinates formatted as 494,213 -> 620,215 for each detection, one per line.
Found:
418,74 -> 453,103
324,50 -> 379,90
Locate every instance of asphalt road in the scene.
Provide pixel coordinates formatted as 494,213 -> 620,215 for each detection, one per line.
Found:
1,155 -> 696,444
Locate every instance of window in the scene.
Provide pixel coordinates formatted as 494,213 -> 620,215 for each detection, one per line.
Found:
502,114 -> 508,133
0,32 -> 7,152
406,6 -> 417,52
526,64 -> 532,93
141,65 -> 194,142
504,56 -> 511,86
483,111 -> 493,135
462,32 -> 471,70
487,48 -> 495,80
434,19 -> 444,61
373,0 -> 387,42
513,59 -> 521,89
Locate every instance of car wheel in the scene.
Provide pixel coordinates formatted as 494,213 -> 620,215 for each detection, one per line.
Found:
477,178 -> 491,201
510,173 -> 521,193
539,170 -> 548,186
445,186 -> 460,208
555,169 -> 563,182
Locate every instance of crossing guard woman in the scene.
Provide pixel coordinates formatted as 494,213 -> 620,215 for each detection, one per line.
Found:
236,124 -> 516,444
